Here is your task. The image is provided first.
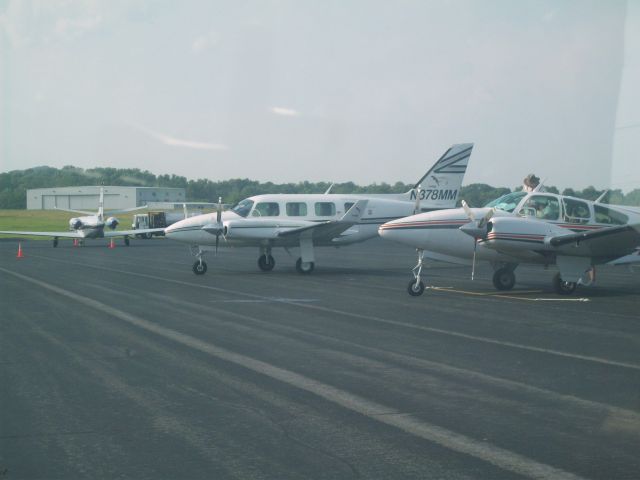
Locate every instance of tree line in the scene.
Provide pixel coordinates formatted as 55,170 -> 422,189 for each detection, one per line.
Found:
0,165 -> 638,209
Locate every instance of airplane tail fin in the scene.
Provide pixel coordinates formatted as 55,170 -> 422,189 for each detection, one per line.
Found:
98,186 -> 105,221
404,143 -> 473,210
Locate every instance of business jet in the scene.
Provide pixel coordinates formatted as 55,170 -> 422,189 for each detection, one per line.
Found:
379,185 -> 640,295
0,186 -> 163,246
165,143 -> 474,274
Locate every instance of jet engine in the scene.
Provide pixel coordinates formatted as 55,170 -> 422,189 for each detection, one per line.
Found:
105,217 -> 119,230
69,218 -> 83,230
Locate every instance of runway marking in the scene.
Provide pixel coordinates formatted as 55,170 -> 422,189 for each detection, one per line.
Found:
15,256 -> 640,372
210,298 -> 319,304
427,286 -> 591,302
0,266 -> 586,480
152,293 -> 640,426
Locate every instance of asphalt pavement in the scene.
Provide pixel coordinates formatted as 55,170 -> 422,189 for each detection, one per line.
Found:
1,237 -> 639,479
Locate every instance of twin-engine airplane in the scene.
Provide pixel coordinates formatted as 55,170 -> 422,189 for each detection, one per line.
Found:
165,143 -> 473,274
0,186 -> 163,246
379,187 -> 640,295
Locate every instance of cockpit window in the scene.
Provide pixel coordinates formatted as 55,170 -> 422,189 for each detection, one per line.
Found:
562,198 -> 591,224
520,195 -> 560,220
484,191 -> 527,213
231,199 -> 254,218
594,205 -> 628,225
253,202 -> 280,217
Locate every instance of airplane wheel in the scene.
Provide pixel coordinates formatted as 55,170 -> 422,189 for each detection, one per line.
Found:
258,254 -> 275,272
124,236 -> 130,246
553,273 -> 576,295
295,258 -> 314,274
144,233 -> 153,239
193,261 -> 208,275
493,268 -> 515,291
53,238 -> 59,248
407,279 -> 425,296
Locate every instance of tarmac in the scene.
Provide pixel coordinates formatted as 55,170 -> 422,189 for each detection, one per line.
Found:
1,237 -> 639,479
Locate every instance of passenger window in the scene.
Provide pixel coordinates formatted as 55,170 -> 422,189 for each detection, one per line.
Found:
252,202 -> 280,217
594,205 -> 628,225
286,202 -> 307,216
314,202 -> 336,216
344,202 -> 355,212
519,195 -> 560,220
562,198 -> 590,224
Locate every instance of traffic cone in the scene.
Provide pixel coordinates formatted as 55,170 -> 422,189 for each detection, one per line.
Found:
16,242 -> 25,258
108,238 -> 115,249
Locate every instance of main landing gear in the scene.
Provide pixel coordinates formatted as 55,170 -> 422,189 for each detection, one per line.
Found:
258,254 -> 275,271
492,268 -> 516,291
553,272 -> 577,295
296,258 -> 314,274
407,249 -> 426,296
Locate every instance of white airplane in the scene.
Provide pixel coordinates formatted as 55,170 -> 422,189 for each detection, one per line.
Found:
0,186 -> 163,247
165,143 -> 474,274
379,186 -> 640,296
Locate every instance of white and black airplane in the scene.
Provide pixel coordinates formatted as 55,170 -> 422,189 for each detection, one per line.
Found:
379,186 -> 640,295
0,186 -> 163,246
164,143 -> 474,274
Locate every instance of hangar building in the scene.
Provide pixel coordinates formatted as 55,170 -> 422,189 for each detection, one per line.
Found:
26,186 -> 186,210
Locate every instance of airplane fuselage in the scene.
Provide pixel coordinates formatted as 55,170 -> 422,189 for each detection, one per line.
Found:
380,191 -> 640,267
166,194 -> 422,248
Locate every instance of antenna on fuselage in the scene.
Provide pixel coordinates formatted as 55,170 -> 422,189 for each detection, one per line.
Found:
324,183 -> 334,194
595,190 -> 609,204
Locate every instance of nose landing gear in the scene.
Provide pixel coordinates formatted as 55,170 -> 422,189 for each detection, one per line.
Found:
407,249 -> 426,296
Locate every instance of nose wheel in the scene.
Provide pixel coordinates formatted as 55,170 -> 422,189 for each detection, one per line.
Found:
407,249 -> 426,296
193,260 -> 208,275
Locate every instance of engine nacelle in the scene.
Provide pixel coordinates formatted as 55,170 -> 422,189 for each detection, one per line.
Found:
69,218 -> 82,230
482,217 -> 564,252
105,217 -> 119,230
223,220 -> 279,239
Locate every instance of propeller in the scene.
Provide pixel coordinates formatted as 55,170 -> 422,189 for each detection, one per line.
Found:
201,196 -> 225,254
458,200 -> 494,280
413,184 -> 422,215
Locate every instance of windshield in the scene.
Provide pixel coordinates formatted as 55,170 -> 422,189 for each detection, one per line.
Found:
231,199 -> 254,218
484,191 -> 527,213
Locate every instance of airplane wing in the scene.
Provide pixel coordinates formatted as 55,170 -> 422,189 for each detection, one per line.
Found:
277,200 -> 368,241
53,207 -> 95,215
0,230 -> 83,238
104,205 -> 150,214
548,224 -> 640,259
103,228 -> 165,237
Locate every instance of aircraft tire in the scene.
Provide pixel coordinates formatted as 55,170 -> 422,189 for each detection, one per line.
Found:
295,258 -> 314,274
553,273 -> 576,295
492,268 -> 515,291
193,260 -> 208,275
258,254 -> 275,272
407,279 -> 425,296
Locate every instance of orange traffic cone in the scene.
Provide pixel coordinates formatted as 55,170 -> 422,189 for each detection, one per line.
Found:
17,242 -> 25,258
108,238 -> 115,249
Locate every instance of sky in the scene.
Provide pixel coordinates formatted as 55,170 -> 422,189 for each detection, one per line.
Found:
0,0 -> 638,191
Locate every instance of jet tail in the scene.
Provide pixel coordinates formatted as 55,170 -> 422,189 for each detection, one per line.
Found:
403,143 -> 473,210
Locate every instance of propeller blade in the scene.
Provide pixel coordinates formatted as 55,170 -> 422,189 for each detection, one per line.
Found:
478,208 -> 494,228
216,196 -> 222,224
461,200 -> 475,221
471,237 -> 477,281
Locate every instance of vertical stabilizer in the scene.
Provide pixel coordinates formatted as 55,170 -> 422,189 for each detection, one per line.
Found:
98,186 -> 105,221
404,143 -> 474,210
